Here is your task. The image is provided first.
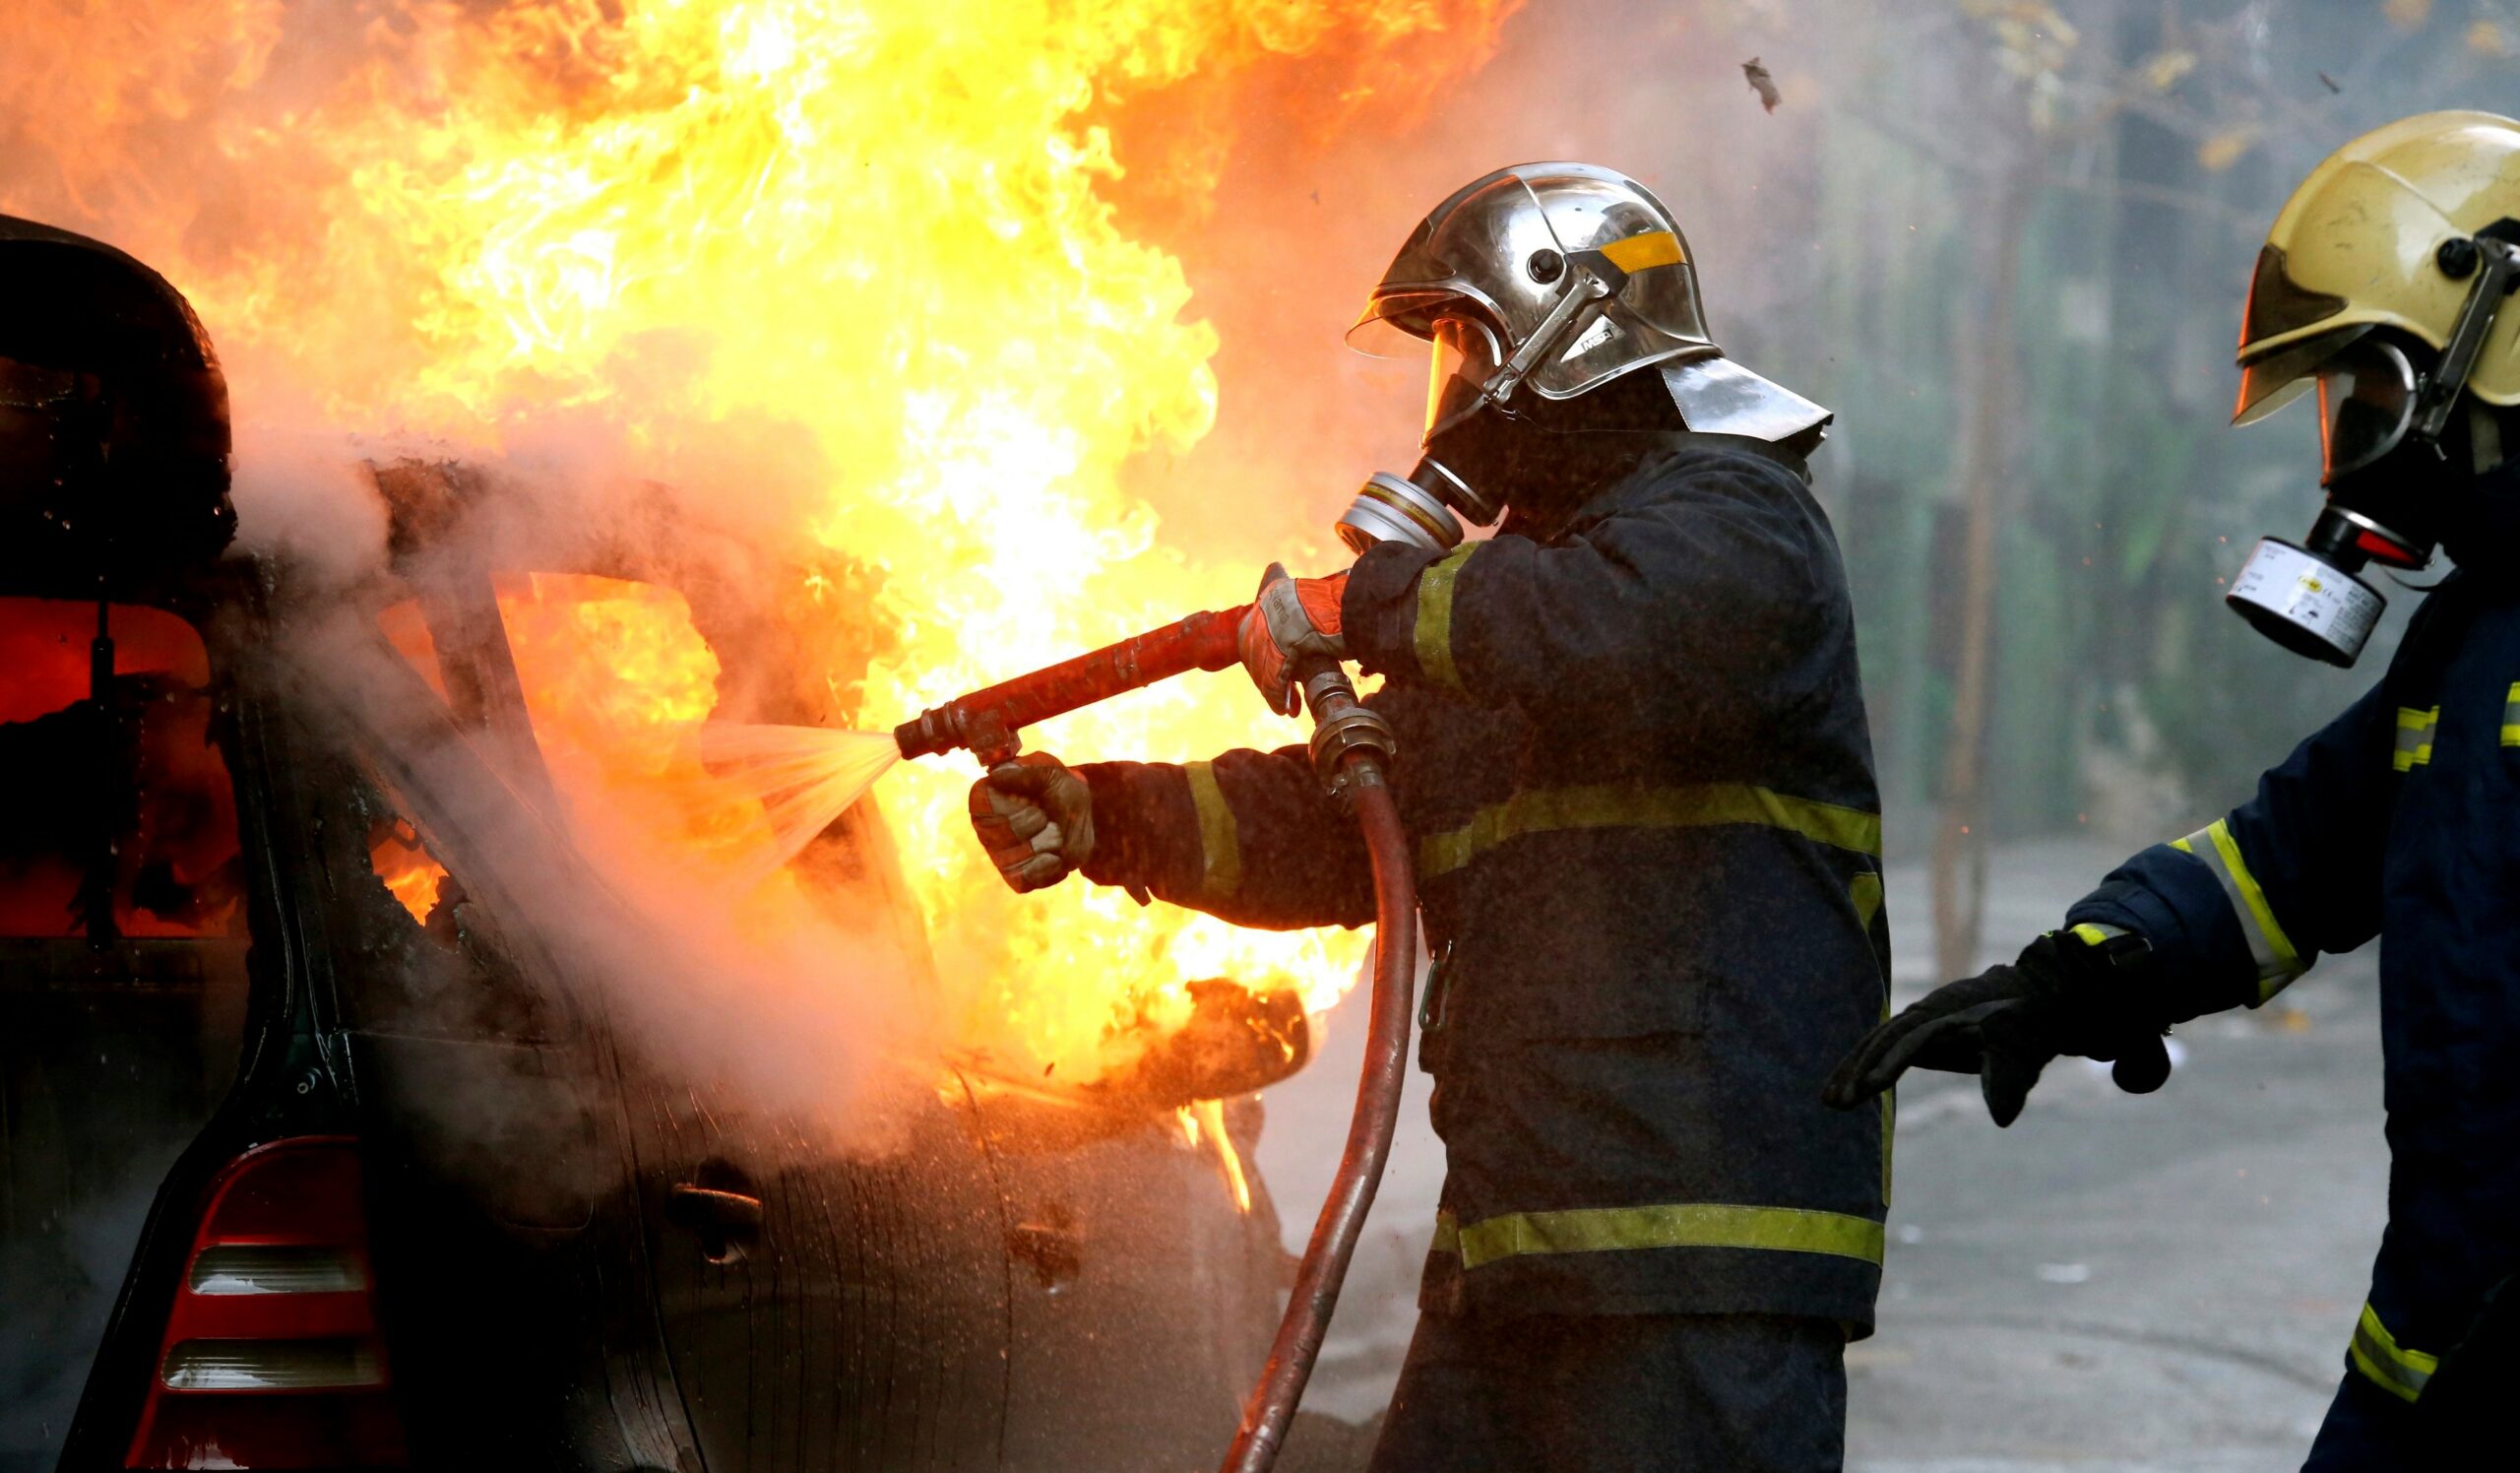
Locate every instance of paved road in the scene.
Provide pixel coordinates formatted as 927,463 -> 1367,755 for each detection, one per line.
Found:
1259,836 -> 2391,1472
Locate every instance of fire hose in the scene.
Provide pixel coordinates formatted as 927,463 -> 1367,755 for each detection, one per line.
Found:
895,610 -> 1415,1473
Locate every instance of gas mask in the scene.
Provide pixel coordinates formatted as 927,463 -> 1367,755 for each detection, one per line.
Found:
1336,315 -> 1512,554
1336,307 -> 1672,554
2226,235 -> 2520,666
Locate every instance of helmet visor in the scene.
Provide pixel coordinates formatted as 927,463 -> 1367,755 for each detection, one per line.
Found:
2314,336 -> 2418,485
1350,290 -> 1469,358
1425,314 -> 1504,442
2234,323 -> 2372,426
2237,245 -> 2349,357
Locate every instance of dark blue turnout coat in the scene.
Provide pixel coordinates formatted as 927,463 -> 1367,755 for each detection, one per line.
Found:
1078,437 -> 1891,1329
2071,566 -> 2520,1408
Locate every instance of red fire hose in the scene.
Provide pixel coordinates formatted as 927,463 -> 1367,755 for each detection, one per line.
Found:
896,618 -> 1416,1473
1221,701 -> 1415,1473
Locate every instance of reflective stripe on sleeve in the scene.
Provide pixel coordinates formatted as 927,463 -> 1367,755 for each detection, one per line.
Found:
1182,761 -> 1241,904
2067,922 -> 2127,946
2348,1302 -> 2437,1403
1430,1202 -> 1885,1271
1412,544 -> 1478,697
2169,818 -> 2303,1003
2394,706 -> 2438,771
2504,683 -> 2520,747
1418,781 -> 1882,880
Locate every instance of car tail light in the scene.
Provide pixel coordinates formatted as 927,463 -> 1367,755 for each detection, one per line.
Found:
126,1136 -> 409,1468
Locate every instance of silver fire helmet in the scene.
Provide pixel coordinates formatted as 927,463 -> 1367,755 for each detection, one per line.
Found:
1335,162 -> 1829,555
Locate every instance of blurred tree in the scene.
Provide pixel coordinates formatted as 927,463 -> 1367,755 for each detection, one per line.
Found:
1710,0 -> 2513,974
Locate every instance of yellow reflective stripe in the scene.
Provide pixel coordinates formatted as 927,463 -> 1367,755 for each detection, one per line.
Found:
2394,706 -> 2437,771
1413,544 -> 1477,697
1431,1203 -> 1884,1270
2067,923 -> 2125,946
1851,872 -> 1884,930
2173,818 -> 2303,1003
2348,1301 -> 2437,1403
2205,819 -> 2302,991
1597,229 -> 1686,273
2504,683 -> 2520,746
1182,761 -> 1241,904
1418,782 -> 1882,880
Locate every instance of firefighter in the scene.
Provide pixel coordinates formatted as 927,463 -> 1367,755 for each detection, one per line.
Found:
1825,111 -> 2520,1468
970,163 -> 1889,1471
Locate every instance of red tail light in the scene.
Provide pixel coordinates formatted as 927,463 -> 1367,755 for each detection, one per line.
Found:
126,1137 -> 409,1468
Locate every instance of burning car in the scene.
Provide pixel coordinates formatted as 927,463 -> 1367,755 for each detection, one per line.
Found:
0,219 -> 1315,1470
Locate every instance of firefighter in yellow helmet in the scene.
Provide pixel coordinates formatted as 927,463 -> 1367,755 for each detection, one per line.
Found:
1829,112 -> 2520,1466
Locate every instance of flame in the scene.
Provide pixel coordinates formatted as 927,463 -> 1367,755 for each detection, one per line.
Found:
369,822 -> 451,926
1186,1099 -> 1254,1214
0,1 -> 1515,1092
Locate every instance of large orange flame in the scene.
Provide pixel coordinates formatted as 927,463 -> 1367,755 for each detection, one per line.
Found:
0,1 -> 1516,1089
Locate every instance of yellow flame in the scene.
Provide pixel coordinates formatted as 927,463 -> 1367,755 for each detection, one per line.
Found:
369,825 -> 450,925
0,0 -> 1517,1087
1190,1098 -> 1253,1213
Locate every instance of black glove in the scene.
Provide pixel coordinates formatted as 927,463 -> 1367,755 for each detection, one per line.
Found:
968,752 -> 1095,893
1821,929 -> 2174,1126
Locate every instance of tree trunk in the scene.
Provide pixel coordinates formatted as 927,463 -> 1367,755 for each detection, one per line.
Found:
1930,165 -> 2034,985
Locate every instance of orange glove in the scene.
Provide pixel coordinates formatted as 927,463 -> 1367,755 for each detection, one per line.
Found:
1237,562 -> 1350,716
968,751 -> 1095,892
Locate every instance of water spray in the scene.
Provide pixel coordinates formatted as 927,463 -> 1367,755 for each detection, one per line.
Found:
890,604 -> 1415,1473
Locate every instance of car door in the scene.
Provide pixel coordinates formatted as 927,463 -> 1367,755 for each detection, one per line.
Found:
962,1078 -> 1284,1471
284,595 -> 698,1470
625,1075 -> 1017,1472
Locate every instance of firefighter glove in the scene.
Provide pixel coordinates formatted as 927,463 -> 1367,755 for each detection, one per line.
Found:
1821,928 -> 2172,1127
1239,563 -> 1350,716
969,752 -> 1094,893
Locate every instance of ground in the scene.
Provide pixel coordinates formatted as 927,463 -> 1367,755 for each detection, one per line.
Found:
1257,835 -> 2387,1473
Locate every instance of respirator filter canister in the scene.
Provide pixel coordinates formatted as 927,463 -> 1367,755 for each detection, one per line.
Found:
2224,533 -> 2387,668
1336,465 -> 1469,555
2223,336 -> 2430,668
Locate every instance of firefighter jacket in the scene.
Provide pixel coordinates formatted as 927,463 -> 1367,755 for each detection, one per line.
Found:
1077,437 -> 1891,1329
2066,567 -> 2520,1408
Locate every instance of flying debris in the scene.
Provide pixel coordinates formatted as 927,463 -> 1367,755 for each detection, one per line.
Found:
2319,70 -> 2344,93
1742,56 -> 1782,112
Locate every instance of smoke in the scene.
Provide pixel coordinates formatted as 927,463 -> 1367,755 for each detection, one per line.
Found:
226,422 -> 392,586
0,0 -> 1974,1133
279,587 -> 933,1139
0,0 -> 1793,1150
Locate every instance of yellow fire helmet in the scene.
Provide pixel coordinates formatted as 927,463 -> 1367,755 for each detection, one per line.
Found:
2235,109 -> 2520,426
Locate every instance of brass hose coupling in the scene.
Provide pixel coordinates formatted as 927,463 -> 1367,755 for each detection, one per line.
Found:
1300,664 -> 1397,803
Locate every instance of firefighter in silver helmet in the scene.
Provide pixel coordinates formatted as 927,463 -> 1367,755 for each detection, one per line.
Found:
1828,112 -> 2520,1468
972,162 -> 1889,1470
